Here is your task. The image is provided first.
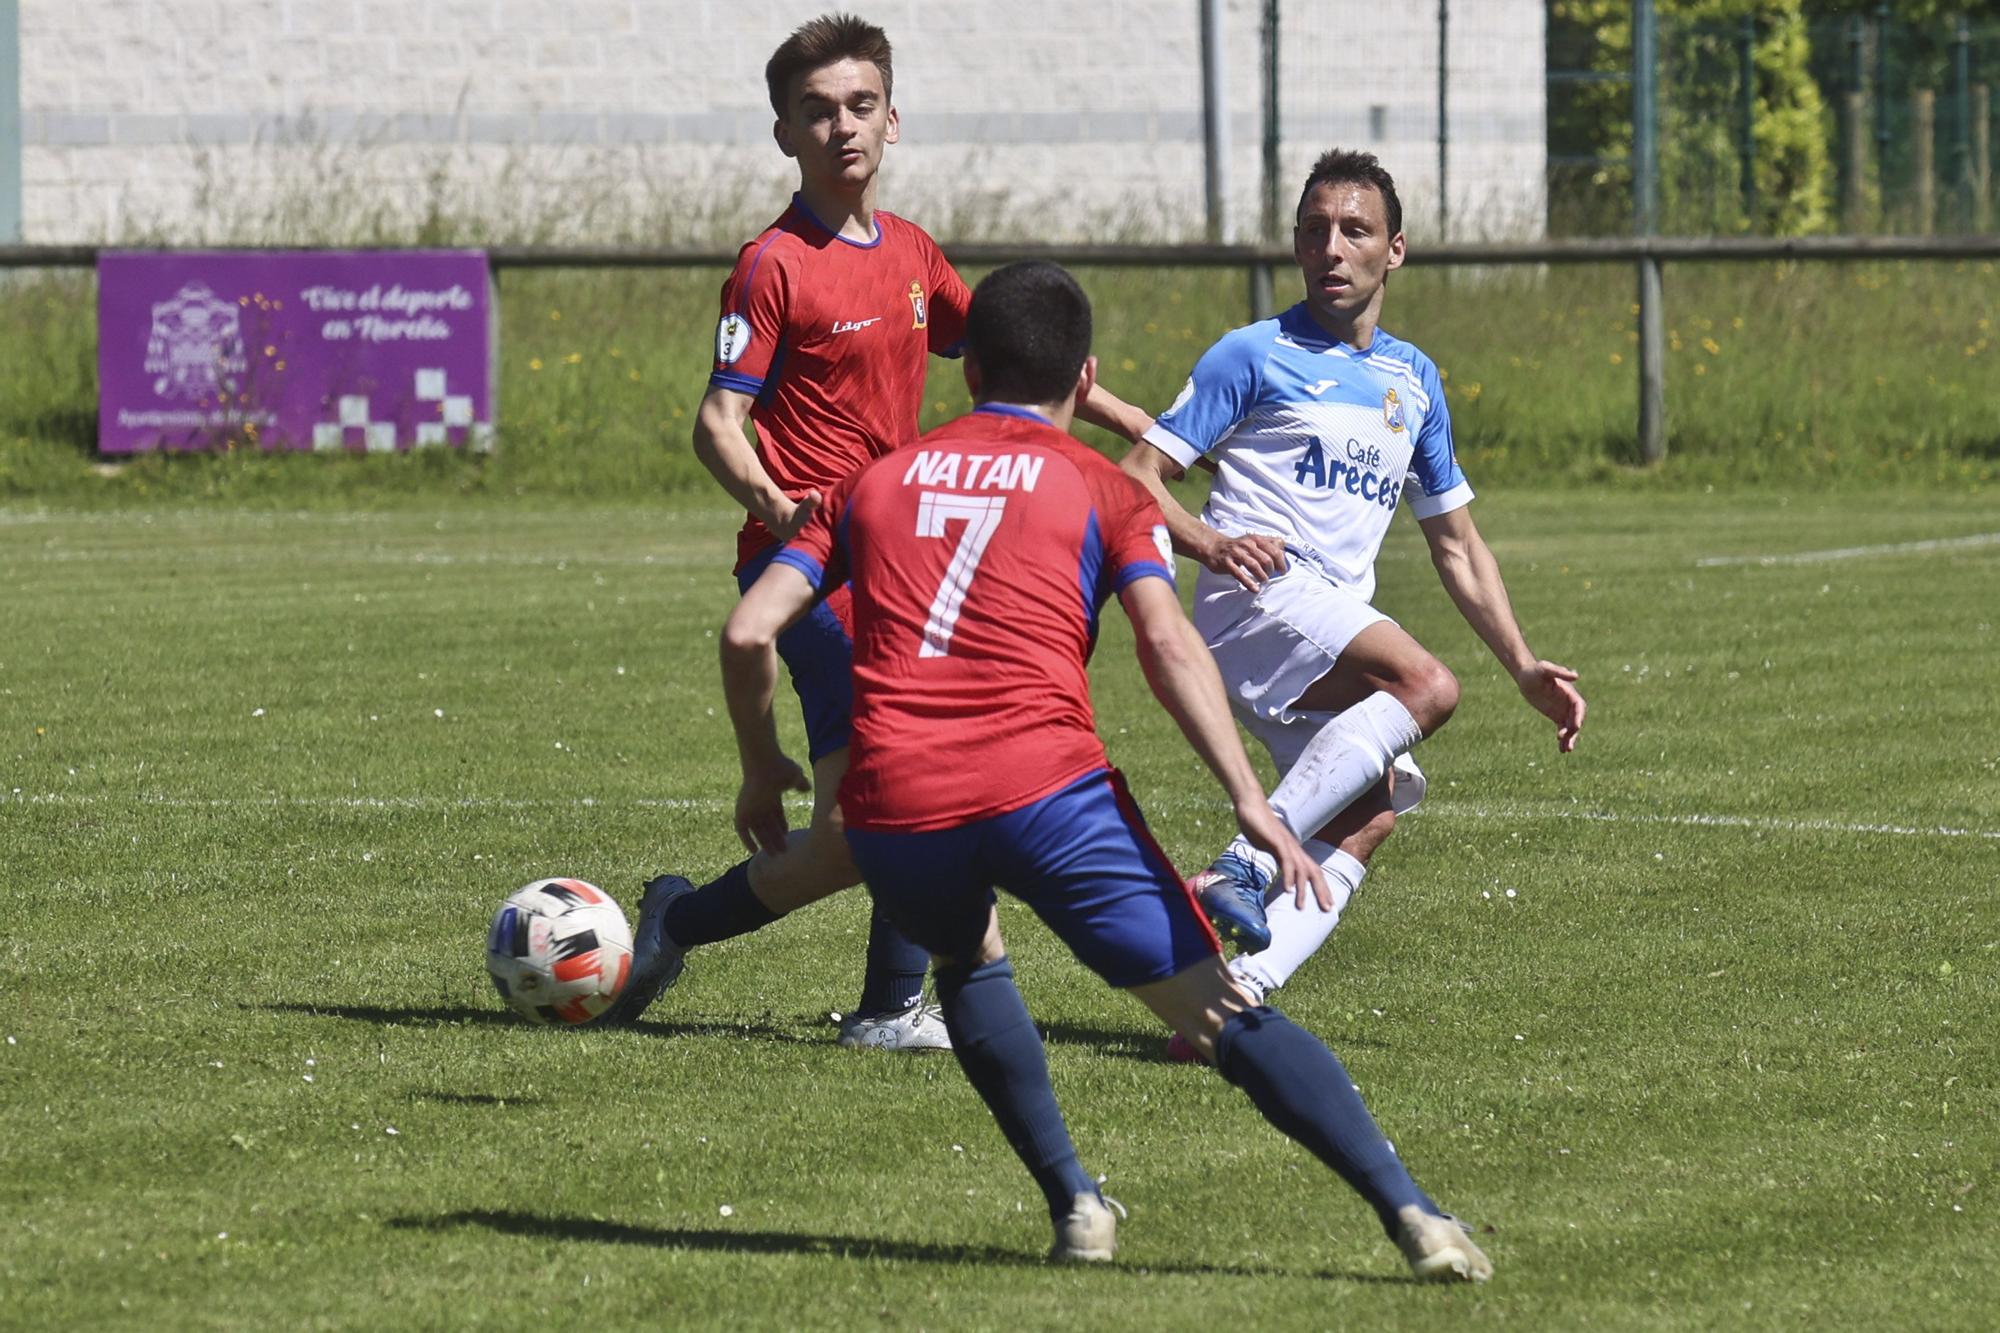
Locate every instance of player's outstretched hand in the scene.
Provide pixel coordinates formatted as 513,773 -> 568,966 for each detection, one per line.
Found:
1203,531 -> 1288,592
1234,798 -> 1332,913
770,491 -> 822,543
734,755 -> 812,855
1516,660 -> 1586,753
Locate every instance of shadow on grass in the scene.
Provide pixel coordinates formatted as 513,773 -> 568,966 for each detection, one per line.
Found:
260,1001 -> 513,1027
1038,1019 -> 1187,1065
255,1004 -> 1390,1060
410,1090 -> 540,1107
256,1000 -> 820,1045
1039,1019 -> 1391,1063
389,1209 -> 1412,1284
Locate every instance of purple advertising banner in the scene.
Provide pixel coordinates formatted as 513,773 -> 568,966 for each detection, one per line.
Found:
97,250 -> 495,455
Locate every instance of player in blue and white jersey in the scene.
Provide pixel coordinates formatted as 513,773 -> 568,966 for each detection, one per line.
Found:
1120,149 -> 1586,1010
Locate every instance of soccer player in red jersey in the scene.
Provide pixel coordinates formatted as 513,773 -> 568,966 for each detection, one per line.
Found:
601,15 -> 1150,1043
717,261 -> 1493,1279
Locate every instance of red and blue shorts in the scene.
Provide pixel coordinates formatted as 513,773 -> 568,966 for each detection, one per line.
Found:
738,542 -> 854,763
844,769 -> 1221,988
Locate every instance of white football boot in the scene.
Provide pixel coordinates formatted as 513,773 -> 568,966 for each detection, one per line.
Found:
1394,1205 -> 1493,1282
1047,1192 -> 1121,1263
835,999 -> 952,1051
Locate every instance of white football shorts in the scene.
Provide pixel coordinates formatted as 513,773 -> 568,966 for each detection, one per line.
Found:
1192,561 -> 1427,815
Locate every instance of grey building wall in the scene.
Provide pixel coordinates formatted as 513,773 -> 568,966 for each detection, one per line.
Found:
18,0 -> 1546,243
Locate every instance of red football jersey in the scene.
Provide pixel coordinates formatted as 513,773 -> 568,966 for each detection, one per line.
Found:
711,195 -> 973,569
775,406 -> 1177,832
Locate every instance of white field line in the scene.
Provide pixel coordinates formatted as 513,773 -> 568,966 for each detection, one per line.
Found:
0,507 -> 743,528
5,790 -> 1996,842
18,547 -> 709,569
1421,799 -> 2000,842
1695,531 -> 2000,568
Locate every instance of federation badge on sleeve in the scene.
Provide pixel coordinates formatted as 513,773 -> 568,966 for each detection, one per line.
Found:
1382,387 -> 1407,433
716,312 -> 751,365
1152,524 -> 1175,570
907,280 -> 928,329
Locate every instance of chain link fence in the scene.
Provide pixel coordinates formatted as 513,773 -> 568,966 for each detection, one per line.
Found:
1549,6 -> 1999,237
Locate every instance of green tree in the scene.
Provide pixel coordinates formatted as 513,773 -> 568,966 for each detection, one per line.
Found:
1548,0 -> 1835,234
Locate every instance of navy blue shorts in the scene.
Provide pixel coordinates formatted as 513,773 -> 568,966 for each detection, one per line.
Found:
845,770 -> 1221,989
738,543 -> 853,763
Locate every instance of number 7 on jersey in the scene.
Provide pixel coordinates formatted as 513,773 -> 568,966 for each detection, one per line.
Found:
914,491 -> 1007,658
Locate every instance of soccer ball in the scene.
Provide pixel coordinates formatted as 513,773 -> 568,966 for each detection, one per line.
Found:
485,878 -> 633,1025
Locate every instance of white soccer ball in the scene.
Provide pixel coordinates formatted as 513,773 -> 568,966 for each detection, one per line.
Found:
485,878 -> 633,1025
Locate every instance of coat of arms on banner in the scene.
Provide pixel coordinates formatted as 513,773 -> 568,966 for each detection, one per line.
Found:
146,282 -> 248,400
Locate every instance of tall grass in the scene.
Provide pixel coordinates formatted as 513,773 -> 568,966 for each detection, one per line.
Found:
2,257 -> 1994,506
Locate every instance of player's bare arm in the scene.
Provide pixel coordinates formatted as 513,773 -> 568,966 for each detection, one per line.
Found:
1119,575 -> 1329,912
1417,505 -> 1585,752
692,386 -> 821,541
1119,441 -> 1287,591
718,564 -> 821,851
1073,381 -> 1154,444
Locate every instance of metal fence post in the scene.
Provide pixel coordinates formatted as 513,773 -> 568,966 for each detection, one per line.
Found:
1738,16 -> 1757,227
1,0 -> 20,244
1873,3 -> 1891,199
1913,88 -> 1937,235
1633,0 -> 1665,464
1200,0 -> 1229,244
1974,83 -> 1993,233
1260,0 -> 1280,244
1248,261 -> 1275,322
1952,16 -> 1973,229
1437,0 -> 1449,241
1845,16 -> 1868,229
1844,91 -> 1869,230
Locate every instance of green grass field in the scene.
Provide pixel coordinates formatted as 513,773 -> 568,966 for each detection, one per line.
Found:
4,489 -> 1996,1328
3,256 -> 1998,504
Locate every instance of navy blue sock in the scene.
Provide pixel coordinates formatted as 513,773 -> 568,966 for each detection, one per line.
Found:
660,861 -> 777,948
854,901 -> 930,1017
1214,1005 -> 1438,1234
935,957 -> 1096,1221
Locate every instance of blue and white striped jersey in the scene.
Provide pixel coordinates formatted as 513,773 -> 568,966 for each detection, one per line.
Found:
1143,304 -> 1472,602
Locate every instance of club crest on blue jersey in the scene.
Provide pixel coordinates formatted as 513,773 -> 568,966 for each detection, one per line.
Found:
1382,387 -> 1407,434
908,280 -> 928,329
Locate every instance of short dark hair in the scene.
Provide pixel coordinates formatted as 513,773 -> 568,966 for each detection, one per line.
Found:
967,262 -> 1093,406
1296,148 -> 1403,236
765,13 -> 894,117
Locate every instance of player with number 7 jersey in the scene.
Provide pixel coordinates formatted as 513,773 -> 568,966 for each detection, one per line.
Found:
720,261 -> 1491,1275
775,405 -> 1177,832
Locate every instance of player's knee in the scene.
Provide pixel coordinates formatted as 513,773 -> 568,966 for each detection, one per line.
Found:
1397,658 -> 1459,733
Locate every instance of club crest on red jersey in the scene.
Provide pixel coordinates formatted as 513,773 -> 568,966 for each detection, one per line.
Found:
908,280 -> 927,329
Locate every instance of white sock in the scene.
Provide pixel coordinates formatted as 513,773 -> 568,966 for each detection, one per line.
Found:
1265,692 -> 1422,846
1230,845 -> 1365,998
